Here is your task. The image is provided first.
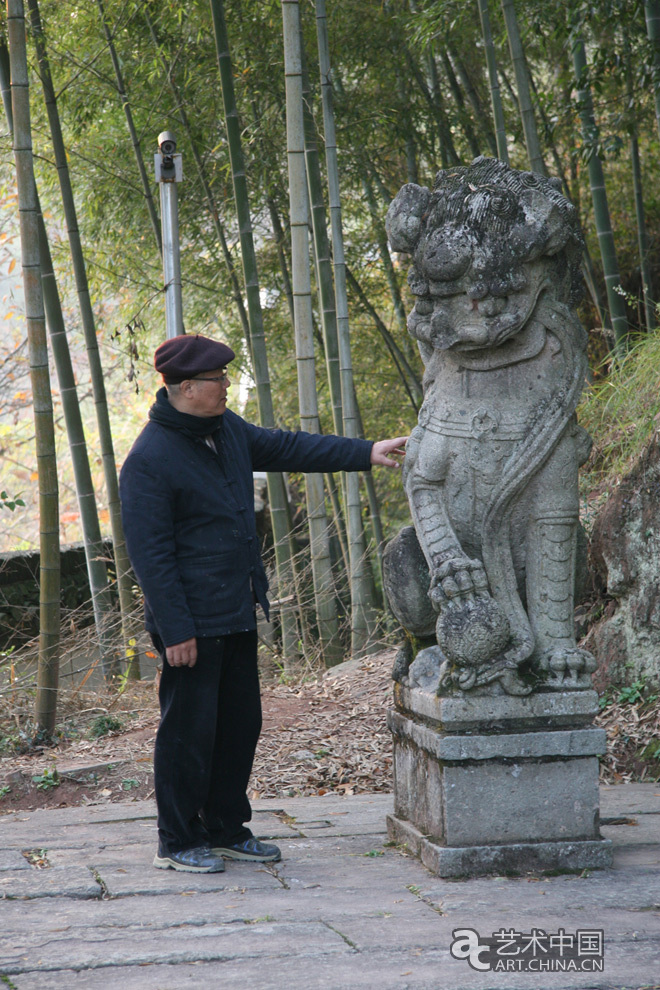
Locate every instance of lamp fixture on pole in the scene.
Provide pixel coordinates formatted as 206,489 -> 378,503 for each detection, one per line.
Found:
154,130 -> 184,338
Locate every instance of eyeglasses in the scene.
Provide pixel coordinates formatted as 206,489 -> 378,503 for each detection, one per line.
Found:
192,371 -> 230,384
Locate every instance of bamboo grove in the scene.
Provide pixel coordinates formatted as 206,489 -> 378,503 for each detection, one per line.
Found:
1,0 -> 659,733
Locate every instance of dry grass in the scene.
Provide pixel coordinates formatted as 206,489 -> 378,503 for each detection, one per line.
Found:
596,695 -> 660,785
2,640 -> 659,809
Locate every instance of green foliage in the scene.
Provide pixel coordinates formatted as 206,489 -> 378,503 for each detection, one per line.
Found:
0,491 -> 25,512
639,739 -> 660,760
578,329 -> 660,496
617,680 -> 658,705
89,714 -> 123,738
32,768 -> 60,791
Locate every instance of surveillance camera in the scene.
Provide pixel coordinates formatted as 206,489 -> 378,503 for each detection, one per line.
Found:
157,131 -> 177,156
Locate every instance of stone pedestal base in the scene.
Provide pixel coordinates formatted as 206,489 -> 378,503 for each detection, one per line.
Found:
387,815 -> 612,878
389,684 -> 613,877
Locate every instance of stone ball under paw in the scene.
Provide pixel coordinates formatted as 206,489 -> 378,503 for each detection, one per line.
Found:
436,597 -> 511,665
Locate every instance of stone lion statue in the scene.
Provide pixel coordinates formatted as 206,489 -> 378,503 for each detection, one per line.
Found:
383,156 -> 596,696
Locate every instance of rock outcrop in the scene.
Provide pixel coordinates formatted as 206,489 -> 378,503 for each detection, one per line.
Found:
587,434 -> 660,690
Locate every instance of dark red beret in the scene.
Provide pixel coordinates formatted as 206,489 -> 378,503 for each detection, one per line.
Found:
154,334 -> 235,383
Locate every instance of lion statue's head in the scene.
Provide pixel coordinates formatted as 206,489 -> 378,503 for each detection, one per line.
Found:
386,156 -> 584,353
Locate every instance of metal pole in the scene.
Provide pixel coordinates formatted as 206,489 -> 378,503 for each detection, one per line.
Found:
154,130 -> 184,337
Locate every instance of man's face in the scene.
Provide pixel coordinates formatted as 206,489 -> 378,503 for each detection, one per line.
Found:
185,366 -> 231,417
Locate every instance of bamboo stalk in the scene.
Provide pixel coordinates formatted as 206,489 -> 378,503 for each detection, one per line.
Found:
477,0 -> 509,162
571,35 -> 628,354
96,0 -> 162,255
143,8 -> 252,350
281,0 -> 342,665
624,32 -> 655,331
645,0 -> 660,142
451,49 -> 498,156
7,0 -> 60,734
300,40 -> 342,436
315,0 -> 377,654
0,39 -> 117,672
500,0 -> 545,174
27,0 -> 131,678
209,0 -> 301,663
439,50 -> 481,158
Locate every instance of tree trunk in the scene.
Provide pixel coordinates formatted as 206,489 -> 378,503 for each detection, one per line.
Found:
281,0 -> 342,665
209,0 -> 301,663
500,0 -> 545,174
27,0 -> 131,678
7,0 -> 60,734
571,35 -> 628,354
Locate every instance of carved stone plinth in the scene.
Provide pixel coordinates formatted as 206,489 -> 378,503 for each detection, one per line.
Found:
387,686 -> 612,877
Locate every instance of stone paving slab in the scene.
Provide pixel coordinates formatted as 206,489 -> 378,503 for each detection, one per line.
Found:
1,919 -> 350,974
0,808 -> 296,849
0,864 -> 101,899
0,800 -> 156,828
0,786 -> 658,989
97,861 -> 286,898
0,819 -> 159,849
600,783 -> 660,816
612,844 -> 660,868
417,864 -> 660,914
0,882 -> 436,933
8,942 -> 660,990
0,849 -> 29,871
602,815 -> 660,845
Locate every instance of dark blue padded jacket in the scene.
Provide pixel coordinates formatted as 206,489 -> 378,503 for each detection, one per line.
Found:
119,390 -> 373,646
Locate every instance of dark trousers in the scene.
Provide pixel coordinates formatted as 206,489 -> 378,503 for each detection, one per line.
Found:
151,631 -> 262,855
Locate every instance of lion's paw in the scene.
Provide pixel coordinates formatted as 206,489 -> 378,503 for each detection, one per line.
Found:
538,647 -> 597,690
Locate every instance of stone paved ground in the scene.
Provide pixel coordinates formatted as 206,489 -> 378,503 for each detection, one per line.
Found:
0,785 -> 659,989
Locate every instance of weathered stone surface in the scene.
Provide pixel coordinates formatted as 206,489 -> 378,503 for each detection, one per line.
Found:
382,526 -> 435,637
0,864 -> 101,899
0,919 -> 351,974
393,683 -> 599,731
0,848 -> 30,871
385,156 -> 594,696
389,710 -> 606,760
600,781 -> 660,816
391,729 -> 601,847
588,434 -> 660,689
0,791 -> 659,989
388,815 -> 613,878
442,757 -> 601,845
389,690 -> 605,870
392,733 -> 444,837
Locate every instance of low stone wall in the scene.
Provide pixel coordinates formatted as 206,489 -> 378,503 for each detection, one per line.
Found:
0,542 -> 115,649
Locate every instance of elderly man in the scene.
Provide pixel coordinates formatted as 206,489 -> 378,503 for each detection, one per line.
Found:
119,334 -> 406,873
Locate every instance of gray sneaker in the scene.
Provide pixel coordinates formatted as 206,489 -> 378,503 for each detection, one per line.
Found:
153,845 -> 225,872
212,837 -> 281,862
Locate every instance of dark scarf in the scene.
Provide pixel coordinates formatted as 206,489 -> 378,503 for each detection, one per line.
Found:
149,386 -> 224,440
